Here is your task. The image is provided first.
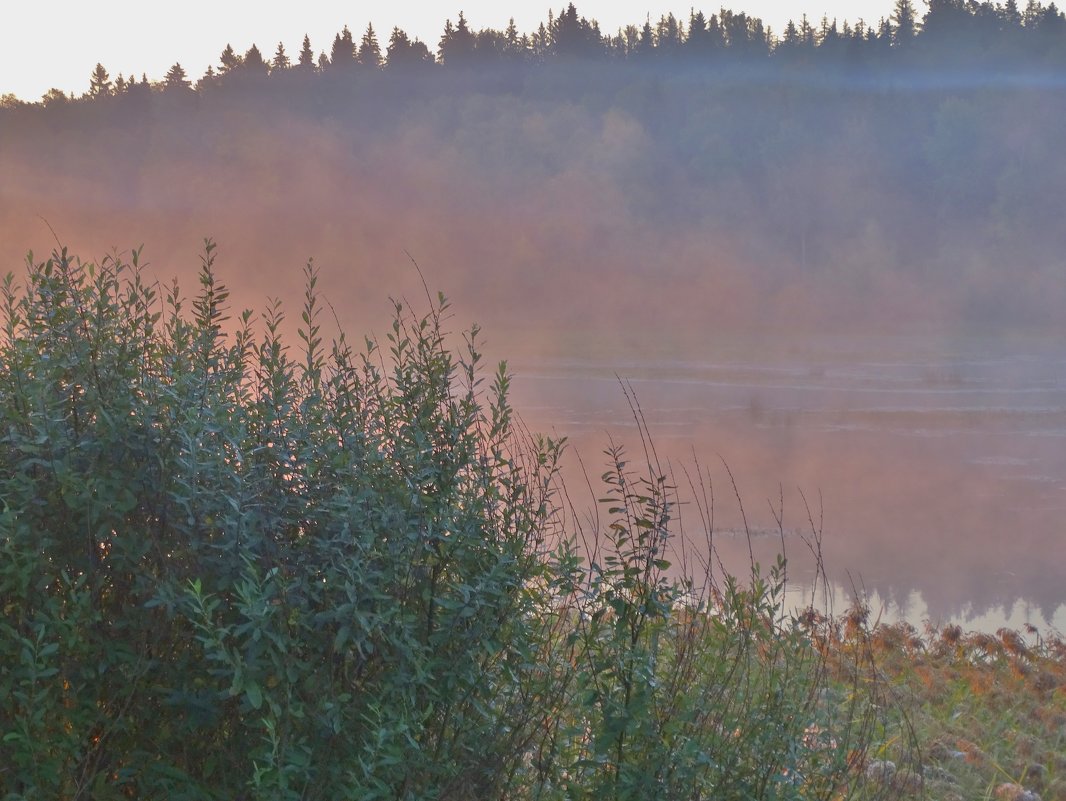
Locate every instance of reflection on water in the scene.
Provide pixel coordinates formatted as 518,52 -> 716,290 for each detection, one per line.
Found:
508,335 -> 1066,633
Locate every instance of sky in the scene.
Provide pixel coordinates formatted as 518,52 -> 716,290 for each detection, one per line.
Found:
3,0 -> 896,101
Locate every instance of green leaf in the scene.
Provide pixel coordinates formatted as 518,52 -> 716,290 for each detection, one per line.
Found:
334,625 -> 350,651
245,680 -> 263,710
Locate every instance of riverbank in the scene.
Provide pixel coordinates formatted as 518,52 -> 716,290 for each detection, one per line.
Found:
823,613 -> 1066,801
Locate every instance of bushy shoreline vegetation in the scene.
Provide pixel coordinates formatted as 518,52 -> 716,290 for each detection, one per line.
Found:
0,242 -> 918,798
3,243 -> 1064,799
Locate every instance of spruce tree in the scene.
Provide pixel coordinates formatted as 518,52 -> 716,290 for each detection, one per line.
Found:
272,42 -> 291,72
637,18 -> 655,56
358,23 -> 382,67
87,63 -> 112,98
219,44 -> 242,74
893,0 -> 918,45
196,65 -> 218,91
686,10 -> 713,55
505,17 -> 521,54
439,12 -> 476,65
298,34 -> 315,69
386,27 -> 434,69
164,63 -> 191,90
243,44 -> 270,75
330,25 -> 357,69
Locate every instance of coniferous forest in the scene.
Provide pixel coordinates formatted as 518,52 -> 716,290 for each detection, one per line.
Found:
4,2 -> 1066,337
5,0 -> 1066,102
3,4 -> 1066,800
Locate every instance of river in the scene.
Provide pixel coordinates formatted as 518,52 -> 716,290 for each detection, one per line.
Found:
508,333 -> 1066,633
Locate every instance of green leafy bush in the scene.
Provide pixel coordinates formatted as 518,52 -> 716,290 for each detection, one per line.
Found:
0,243 -> 885,800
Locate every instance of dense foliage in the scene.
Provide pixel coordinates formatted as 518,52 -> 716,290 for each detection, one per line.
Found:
0,244 -> 892,798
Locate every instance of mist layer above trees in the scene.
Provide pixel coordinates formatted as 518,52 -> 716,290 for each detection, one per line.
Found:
6,0 -> 1066,343
3,38 -> 1064,344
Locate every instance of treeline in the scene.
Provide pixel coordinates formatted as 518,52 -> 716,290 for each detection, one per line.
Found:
3,0 -> 1066,108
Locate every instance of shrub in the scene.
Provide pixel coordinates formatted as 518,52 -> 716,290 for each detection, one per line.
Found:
0,242 -> 884,799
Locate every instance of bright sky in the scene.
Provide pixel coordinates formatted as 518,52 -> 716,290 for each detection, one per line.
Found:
3,0 -> 894,101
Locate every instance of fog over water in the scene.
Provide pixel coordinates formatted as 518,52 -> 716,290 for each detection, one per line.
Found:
2,65 -> 1064,630
508,338 -> 1066,631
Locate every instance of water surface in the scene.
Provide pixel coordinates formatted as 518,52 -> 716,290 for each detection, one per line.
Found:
508,334 -> 1066,632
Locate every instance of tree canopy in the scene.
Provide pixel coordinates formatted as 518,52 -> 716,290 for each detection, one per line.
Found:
7,0 -> 1066,104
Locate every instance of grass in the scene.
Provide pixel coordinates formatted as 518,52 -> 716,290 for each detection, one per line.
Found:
813,610 -> 1066,801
